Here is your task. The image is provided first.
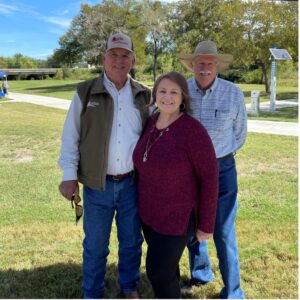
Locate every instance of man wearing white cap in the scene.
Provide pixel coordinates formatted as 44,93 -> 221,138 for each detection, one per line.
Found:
59,33 -> 151,298
179,41 -> 247,299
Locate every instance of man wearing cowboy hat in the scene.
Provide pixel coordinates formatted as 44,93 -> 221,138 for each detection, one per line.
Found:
179,41 -> 247,299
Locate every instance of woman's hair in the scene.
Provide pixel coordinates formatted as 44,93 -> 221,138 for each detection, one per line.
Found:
150,71 -> 191,114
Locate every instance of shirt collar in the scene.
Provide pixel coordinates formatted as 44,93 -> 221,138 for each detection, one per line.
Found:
103,72 -> 130,91
192,76 -> 219,95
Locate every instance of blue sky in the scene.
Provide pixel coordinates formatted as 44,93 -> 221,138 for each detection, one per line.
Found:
0,0 -> 100,59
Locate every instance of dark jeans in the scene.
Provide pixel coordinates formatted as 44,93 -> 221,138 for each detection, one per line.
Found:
142,215 -> 194,299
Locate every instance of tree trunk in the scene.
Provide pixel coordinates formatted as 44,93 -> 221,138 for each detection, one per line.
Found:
256,59 -> 270,94
261,62 -> 270,94
153,40 -> 157,82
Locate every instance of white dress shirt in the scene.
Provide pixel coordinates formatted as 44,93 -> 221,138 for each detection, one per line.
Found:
58,73 -> 142,181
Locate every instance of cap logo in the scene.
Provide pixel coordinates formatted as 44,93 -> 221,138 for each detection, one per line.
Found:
112,37 -> 123,42
112,37 -> 128,46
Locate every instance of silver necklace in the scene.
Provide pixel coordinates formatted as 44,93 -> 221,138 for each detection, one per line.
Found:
143,125 -> 169,162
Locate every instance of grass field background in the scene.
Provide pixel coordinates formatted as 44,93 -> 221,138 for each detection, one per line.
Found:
5,78 -> 298,124
0,102 -> 297,298
7,77 -> 298,104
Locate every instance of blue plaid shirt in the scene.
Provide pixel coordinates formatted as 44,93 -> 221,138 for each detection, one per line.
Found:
188,77 -> 247,158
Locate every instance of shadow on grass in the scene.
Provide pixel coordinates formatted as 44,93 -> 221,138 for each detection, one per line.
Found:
243,91 -> 298,100
248,106 -> 298,122
276,91 -> 298,100
0,264 -> 224,299
0,263 -> 153,299
26,83 -> 78,93
180,274 -> 220,299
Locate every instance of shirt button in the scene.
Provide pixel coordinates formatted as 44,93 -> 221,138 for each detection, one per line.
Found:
119,108 -> 122,111
118,141 -> 121,144
118,124 -> 121,127
117,158 -> 120,162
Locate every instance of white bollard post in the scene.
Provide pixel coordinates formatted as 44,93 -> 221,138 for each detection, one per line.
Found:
250,90 -> 260,116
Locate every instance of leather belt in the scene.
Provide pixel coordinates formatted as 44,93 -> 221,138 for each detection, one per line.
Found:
106,171 -> 133,181
217,152 -> 235,162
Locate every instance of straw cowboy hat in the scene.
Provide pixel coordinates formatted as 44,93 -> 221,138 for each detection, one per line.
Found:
179,41 -> 233,72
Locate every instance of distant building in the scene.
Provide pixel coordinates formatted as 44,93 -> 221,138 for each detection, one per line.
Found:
72,62 -> 96,69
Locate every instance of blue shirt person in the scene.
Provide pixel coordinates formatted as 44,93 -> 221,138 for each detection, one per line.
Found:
179,40 -> 247,299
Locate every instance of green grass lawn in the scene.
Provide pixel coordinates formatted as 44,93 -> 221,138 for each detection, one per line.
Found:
248,106 -> 298,122
8,78 -> 298,103
8,79 -> 80,100
0,102 -> 298,298
237,83 -> 298,105
7,78 -> 298,122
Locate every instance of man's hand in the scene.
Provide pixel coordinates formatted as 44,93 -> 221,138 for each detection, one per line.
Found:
196,229 -> 213,241
59,180 -> 79,200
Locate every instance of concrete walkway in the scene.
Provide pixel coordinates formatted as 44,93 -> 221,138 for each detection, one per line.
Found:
7,92 -> 71,110
3,92 -> 299,137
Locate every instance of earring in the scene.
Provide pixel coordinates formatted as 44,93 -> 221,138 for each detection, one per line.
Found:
180,103 -> 186,111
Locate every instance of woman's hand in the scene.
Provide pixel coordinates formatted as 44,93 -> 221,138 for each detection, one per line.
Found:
196,229 -> 213,241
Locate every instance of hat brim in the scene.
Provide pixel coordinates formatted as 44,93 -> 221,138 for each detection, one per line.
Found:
179,53 -> 233,72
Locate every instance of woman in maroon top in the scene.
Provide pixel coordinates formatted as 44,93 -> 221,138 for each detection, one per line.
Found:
133,71 -> 218,298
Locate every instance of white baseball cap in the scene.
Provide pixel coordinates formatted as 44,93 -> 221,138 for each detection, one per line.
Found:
106,33 -> 134,52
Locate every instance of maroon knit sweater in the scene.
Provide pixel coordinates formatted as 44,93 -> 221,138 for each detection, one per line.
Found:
133,113 -> 218,236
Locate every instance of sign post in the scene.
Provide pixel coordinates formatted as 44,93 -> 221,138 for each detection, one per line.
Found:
269,48 -> 292,112
270,60 -> 277,112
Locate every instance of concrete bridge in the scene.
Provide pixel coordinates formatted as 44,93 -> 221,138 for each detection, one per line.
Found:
1,68 -> 60,80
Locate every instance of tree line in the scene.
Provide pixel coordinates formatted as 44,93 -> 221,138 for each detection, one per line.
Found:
0,0 -> 297,92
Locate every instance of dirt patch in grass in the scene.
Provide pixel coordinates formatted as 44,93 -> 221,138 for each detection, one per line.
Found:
15,149 -> 33,163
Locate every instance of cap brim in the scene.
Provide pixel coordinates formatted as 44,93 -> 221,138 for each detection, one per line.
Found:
106,46 -> 133,52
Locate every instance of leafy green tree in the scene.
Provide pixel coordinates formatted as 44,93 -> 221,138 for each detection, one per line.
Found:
142,0 -> 172,81
51,0 -> 148,68
169,0 -> 298,92
7,54 -> 38,68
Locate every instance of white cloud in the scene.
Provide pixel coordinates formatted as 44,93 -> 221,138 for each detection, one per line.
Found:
0,1 -> 71,28
40,16 -> 71,28
0,3 -> 19,15
58,9 -> 70,16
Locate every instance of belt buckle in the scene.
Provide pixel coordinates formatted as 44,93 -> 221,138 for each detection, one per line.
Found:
112,175 -> 121,180
109,172 -> 131,181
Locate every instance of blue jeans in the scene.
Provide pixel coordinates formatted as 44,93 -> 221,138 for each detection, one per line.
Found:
187,157 -> 244,299
82,175 -> 143,298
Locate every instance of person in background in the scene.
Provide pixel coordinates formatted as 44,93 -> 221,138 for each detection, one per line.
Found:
179,40 -> 247,299
133,71 -> 219,299
58,33 -> 151,299
2,80 -> 8,96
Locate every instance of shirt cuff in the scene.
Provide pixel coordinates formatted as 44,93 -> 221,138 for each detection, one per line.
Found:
62,168 -> 78,181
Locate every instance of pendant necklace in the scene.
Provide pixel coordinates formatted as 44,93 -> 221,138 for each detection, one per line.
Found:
143,125 -> 169,162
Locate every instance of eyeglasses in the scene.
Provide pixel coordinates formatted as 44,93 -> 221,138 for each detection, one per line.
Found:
71,195 -> 83,224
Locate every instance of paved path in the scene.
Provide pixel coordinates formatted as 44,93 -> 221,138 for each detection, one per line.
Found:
4,92 -> 299,137
7,92 -> 71,110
